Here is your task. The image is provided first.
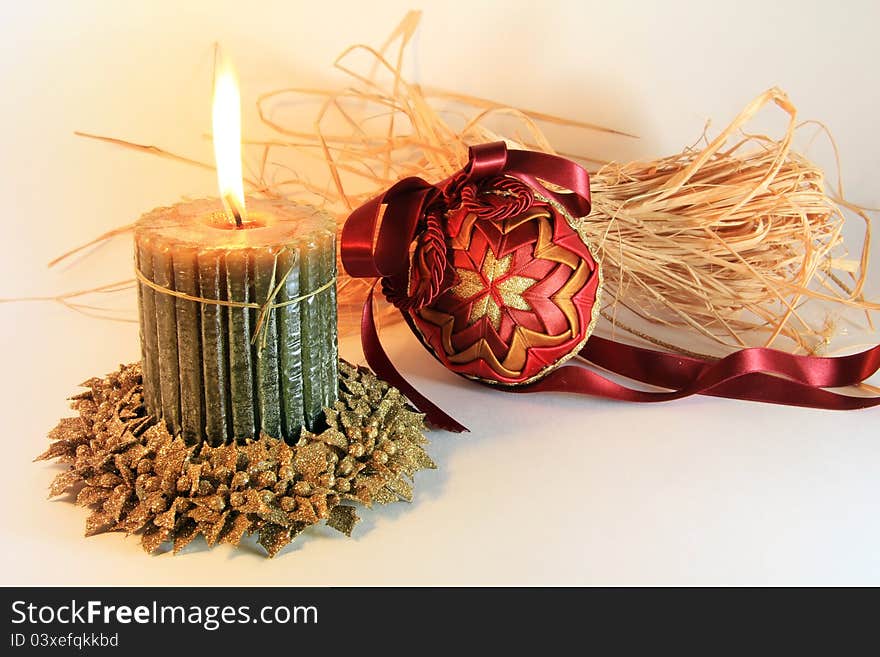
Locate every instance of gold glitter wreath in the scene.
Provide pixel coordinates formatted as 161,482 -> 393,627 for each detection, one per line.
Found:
36,361 -> 434,558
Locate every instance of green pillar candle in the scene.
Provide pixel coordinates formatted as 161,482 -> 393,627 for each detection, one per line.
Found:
134,197 -> 337,444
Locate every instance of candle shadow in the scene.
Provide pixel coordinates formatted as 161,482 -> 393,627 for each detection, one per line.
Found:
47,486 -> 83,506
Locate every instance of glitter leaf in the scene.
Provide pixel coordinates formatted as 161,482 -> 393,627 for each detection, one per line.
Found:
326,505 -> 359,536
39,361 -> 434,557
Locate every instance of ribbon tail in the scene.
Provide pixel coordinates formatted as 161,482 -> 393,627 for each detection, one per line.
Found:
361,285 -> 468,432
583,336 -> 880,389
538,336 -> 880,410
515,359 -> 880,410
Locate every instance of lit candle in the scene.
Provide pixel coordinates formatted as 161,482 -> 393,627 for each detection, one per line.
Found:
134,52 -> 337,445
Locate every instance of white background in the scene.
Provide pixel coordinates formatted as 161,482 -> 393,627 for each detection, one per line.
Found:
0,0 -> 878,585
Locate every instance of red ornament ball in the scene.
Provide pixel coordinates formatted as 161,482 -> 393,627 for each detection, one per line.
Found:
407,190 -> 602,386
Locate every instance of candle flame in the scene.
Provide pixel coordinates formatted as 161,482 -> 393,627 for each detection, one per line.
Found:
212,48 -> 247,227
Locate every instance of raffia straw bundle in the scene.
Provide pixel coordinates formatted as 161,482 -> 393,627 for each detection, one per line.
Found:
586,88 -> 876,355
70,11 -> 876,355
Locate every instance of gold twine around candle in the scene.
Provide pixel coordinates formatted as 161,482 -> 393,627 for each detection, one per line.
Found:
133,263 -> 336,349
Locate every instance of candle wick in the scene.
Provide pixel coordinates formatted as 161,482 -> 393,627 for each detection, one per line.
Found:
222,194 -> 245,229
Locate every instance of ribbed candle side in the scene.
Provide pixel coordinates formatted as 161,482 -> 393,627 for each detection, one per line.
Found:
319,231 -> 339,413
254,248 -> 283,439
151,243 -> 182,436
299,240 -> 324,431
135,240 -> 162,418
173,248 -> 204,445
276,249 -> 305,441
226,250 -> 257,441
197,251 -> 230,445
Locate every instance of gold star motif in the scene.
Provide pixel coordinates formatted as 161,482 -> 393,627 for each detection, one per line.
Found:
451,248 -> 538,330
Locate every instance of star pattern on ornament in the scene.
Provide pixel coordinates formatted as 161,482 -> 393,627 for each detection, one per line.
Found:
413,205 -> 602,385
451,247 -> 538,331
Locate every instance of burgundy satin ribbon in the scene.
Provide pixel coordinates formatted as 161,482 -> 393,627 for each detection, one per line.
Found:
547,336 -> 880,410
343,142 -> 880,431
342,141 -> 591,282
362,284 -> 469,432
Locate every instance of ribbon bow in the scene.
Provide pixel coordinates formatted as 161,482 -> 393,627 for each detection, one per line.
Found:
342,143 -> 880,432
342,141 -> 591,309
